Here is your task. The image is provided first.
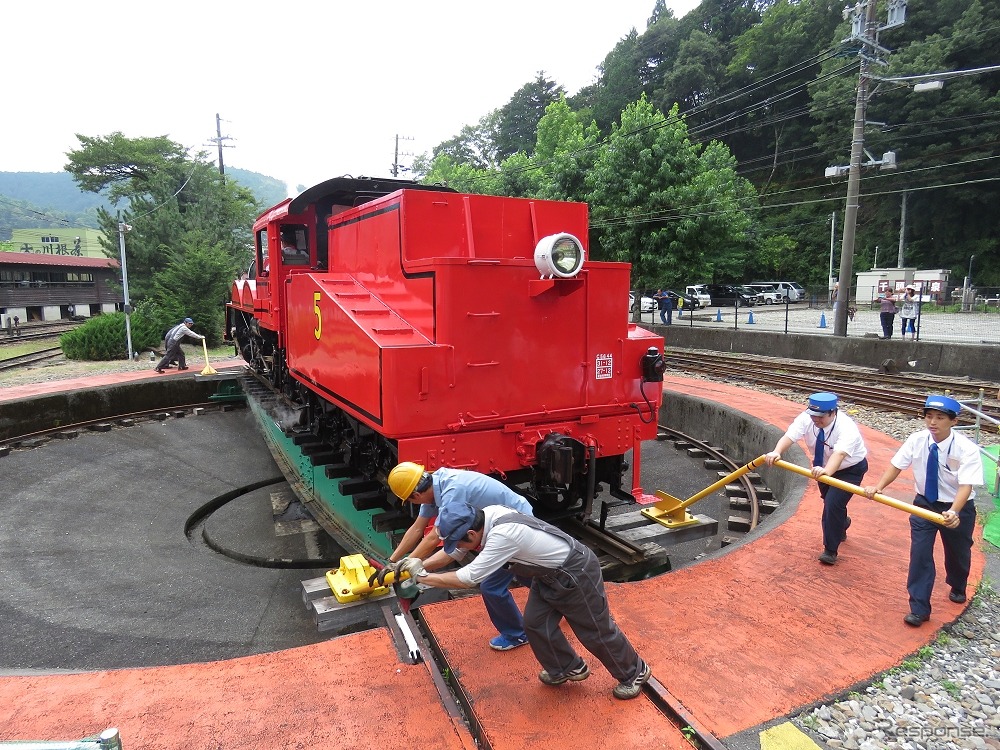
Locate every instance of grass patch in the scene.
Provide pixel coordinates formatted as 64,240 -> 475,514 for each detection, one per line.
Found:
0,337 -> 62,360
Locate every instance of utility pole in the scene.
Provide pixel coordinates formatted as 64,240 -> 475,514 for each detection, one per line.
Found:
834,0 -> 879,337
829,211 -> 837,305
117,222 -> 134,360
897,190 -> 908,267
392,134 -> 414,177
833,0 -> 906,335
206,113 -> 234,177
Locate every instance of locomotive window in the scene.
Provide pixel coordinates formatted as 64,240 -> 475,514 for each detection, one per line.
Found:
281,225 -> 309,265
256,229 -> 269,275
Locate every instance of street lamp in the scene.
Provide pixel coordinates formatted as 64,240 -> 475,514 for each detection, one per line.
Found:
117,222 -> 134,360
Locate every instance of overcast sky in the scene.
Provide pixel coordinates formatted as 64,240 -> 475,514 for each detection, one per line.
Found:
6,1 -> 700,195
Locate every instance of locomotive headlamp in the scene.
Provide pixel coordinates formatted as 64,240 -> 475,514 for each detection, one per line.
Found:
534,233 -> 585,278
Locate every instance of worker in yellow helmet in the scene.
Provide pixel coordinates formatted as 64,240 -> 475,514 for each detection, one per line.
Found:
379,461 -> 534,651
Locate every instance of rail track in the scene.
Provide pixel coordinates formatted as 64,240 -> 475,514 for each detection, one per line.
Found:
666,349 -> 1000,431
0,347 -> 63,371
0,321 -> 82,344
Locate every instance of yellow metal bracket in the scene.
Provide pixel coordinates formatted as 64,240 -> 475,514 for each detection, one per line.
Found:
640,491 -> 702,528
325,553 -> 411,604
642,456 -> 765,529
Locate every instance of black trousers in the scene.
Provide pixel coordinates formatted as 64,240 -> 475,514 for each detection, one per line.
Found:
818,458 -> 867,554
907,496 -> 976,618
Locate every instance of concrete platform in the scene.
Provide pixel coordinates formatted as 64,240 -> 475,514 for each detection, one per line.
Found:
0,368 -> 986,749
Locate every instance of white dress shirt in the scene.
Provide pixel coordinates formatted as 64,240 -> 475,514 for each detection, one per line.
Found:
890,429 -> 984,503
784,411 -> 868,469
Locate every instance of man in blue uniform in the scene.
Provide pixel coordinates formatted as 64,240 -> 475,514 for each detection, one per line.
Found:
764,392 -> 869,565
863,395 -> 984,626
380,463 -> 533,651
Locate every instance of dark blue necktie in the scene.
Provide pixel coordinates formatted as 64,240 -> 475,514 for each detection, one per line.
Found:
925,443 -> 939,501
813,428 -> 825,467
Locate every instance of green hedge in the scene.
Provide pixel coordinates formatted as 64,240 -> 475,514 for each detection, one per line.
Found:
60,311 -> 165,361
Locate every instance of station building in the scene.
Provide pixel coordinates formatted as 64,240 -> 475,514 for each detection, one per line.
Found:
0,235 -> 121,327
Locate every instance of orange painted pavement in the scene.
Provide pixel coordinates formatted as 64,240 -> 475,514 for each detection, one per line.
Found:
0,633 -> 475,749
0,371 -> 982,748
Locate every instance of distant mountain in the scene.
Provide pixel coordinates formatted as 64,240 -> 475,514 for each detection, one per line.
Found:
0,169 -> 289,240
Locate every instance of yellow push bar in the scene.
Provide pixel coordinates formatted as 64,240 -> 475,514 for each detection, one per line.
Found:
642,455 -> 946,528
769,457 -> 946,525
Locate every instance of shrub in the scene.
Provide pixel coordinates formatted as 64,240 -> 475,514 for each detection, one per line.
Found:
60,311 -> 164,361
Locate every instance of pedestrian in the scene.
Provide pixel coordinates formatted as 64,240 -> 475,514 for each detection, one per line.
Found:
863,395 -> 983,627
764,392 -> 868,565
12,315 -> 20,337
899,286 -> 919,340
879,293 -> 898,339
401,502 -> 652,700
656,289 -> 673,325
376,462 -> 534,651
155,318 -> 204,373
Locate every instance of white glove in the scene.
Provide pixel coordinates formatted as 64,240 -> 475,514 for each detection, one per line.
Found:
400,557 -> 427,578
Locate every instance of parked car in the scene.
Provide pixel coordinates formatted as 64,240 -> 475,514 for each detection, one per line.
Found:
685,285 -> 712,307
752,281 -> 805,302
702,284 -> 757,306
745,284 -> 784,304
735,286 -> 762,305
665,289 -> 701,309
629,291 -> 656,313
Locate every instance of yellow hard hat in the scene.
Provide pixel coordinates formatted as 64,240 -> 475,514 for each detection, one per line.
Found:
388,461 -> 426,501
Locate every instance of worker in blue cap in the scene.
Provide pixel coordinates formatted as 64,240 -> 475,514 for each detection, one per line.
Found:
155,317 -> 205,373
863,395 -> 984,627
399,502 -> 651,700
764,392 -> 869,565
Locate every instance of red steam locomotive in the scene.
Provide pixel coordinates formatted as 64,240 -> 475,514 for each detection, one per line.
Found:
227,176 -> 665,561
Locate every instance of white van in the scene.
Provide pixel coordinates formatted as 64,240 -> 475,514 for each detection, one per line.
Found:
753,281 -> 805,302
686,285 -> 712,306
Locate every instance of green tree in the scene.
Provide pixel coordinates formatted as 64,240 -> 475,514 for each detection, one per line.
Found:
532,98 -> 601,202
427,111 -> 502,171
65,132 -> 259,351
586,97 -> 758,290
494,73 -> 566,161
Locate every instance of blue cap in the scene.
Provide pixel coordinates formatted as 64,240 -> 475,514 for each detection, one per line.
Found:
437,502 -> 478,554
806,392 -> 838,416
184,317 -> 194,324
924,394 -> 960,418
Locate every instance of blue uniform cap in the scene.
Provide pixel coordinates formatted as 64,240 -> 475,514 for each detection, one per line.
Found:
437,502 -> 478,554
806,392 -> 838,416
923,394 -> 960,418
184,317 -> 194,324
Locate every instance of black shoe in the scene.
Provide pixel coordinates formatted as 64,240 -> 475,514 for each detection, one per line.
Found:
178,366 -> 189,370
818,550 -> 837,565
841,516 -> 852,542
903,613 -> 929,627
949,589 -> 967,604
155,368 -> 164,373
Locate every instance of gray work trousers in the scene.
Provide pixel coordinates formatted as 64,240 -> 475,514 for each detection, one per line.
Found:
523,546 -> 642,682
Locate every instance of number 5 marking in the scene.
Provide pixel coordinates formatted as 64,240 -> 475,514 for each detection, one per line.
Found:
313,292 -> 322,340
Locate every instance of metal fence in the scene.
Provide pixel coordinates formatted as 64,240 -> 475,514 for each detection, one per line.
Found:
639,286 -> 1000,345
